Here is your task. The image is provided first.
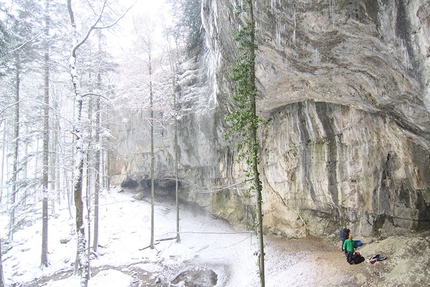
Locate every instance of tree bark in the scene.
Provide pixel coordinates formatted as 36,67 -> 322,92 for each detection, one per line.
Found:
150,59 -> 155,249
248,2 -> 265,285
41,0 -> 50,268
67,0 -> 89,285
93,31 -> 102,253
9,66 -> 20,241
0,235 -> 4,287
174,78 -> 180,244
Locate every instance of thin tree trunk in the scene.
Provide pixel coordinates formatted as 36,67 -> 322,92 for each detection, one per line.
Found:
141,21 -> 155,249
0,121 -> 6,204
150,65 -> 155,249
85,95 -> 93,280
67,0 -> 88,285
93,99 -> 100,252
52,97 -> 60,207
174,90 -> 180,243
49,124 -> 56,215
23,125 -> 29,205
68,98 -> 75,220
104,149 -> 110,192
248,1 -> 265,286
9,67 -> 20,241
102,105 -> 110,192
172,39 -> 180,243
93,32 -> 102,252
34,138 -> 39,203
168,33 -> 180,244
41,0 -> 50,267
0,233 -> 4,287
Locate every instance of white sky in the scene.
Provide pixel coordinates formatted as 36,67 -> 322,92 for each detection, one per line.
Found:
105,0 -> 170,57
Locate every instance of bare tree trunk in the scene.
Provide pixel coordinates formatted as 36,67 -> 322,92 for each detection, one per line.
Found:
150,66 -> 155,249
67,132 -> 74,219
0,233 -> 4,287
104,147 -> 110,192
0,121 -> 6,204
174,90 -> 180,243
165,29 -> 181,244
168,35 -> 180,243
93,32 -> 102,252
93,98 -> 100,252
141,21 -> 155,250
67,1 -> 88,285
41,0 -> 50,267
51,100 -> 59,210
9,67 -> 20,241
23,125 -> 29,205
248,2 -> 265,286
85,95 -> 93,280
65,2 -> 131,283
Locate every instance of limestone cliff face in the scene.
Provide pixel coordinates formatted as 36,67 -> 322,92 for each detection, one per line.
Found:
110,0 -> 430,238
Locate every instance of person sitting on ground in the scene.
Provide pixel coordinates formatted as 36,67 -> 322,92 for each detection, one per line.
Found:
340,226 -> 350,252
344,234 -> 355,265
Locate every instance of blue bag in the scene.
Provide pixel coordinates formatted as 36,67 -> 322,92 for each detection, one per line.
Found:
354,240 -> 363,247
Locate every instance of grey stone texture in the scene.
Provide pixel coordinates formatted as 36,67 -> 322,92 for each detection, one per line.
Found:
110,0 -> 430,238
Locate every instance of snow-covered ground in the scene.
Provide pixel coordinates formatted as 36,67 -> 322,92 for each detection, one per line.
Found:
2,188 -> 430,286
2,188 -> 260,286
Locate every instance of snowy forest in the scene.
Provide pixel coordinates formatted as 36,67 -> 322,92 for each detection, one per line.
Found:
1,0 -> 430,286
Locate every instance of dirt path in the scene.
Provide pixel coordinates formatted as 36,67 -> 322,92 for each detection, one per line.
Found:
263,233 -> 430,287
263,235 -> 354,286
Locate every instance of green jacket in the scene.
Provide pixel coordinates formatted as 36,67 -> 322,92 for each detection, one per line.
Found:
343,238 -> 355,252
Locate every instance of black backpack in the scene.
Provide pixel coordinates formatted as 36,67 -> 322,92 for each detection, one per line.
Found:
353,254 -> 365,264
351,252 -> 364,264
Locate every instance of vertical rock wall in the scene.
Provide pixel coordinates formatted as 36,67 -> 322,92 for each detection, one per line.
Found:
260,101 -> 430,237
203,0 -> 430,237
110,0 -> 430,238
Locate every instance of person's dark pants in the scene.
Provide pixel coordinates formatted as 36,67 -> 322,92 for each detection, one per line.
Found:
341,240 -> 345,251
346,251 -> 353,264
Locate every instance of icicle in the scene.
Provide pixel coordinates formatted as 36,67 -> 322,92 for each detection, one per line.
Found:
314,48 -> 319,62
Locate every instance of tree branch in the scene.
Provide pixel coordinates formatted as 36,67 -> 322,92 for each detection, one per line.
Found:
70,0 -> 136,56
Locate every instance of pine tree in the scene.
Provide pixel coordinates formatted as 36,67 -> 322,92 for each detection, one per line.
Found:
167,0 -> 204,55
5,0 -> 44,241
